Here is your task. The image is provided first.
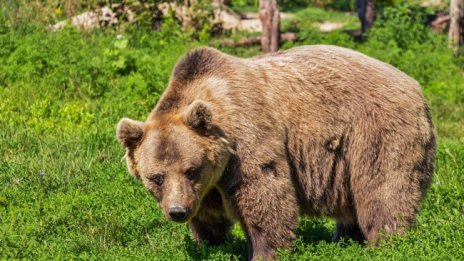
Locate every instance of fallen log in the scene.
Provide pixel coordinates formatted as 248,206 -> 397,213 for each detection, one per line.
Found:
426,12 -> 451,33
432,14 -> 450,32
218,32 -> 296,46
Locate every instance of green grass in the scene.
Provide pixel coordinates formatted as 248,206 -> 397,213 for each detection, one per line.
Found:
1,3 -> 464,260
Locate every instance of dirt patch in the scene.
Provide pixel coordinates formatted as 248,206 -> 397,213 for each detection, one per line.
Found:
313,21 -> 346,32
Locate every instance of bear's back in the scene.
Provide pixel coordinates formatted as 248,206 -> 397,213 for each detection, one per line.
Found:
247,45 -> 422,104
234,45 -> 427,132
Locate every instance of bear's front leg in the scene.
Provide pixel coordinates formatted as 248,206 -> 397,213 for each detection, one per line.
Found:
230,162 -> 299,261
188,188 -> 232,245
332,222 -> 366,244
189,215 -> 232,245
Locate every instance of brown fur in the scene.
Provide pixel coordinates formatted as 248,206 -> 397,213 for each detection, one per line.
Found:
117,45 -> 436,260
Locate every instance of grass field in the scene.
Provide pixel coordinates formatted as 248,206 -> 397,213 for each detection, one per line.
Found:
1,2 -> 464,260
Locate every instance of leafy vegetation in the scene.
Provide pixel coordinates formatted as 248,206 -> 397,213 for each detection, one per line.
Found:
1,1 -> 463,260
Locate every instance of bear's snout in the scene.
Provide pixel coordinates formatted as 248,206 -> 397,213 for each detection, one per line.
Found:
161,175 -> 198,222
168,205 -> 188,222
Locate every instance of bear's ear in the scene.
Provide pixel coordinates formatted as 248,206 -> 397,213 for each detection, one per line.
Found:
116,118 -> 145,149
183,100 -> 212,131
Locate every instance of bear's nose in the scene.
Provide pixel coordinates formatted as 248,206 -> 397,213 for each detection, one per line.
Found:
168,205 -> 187,221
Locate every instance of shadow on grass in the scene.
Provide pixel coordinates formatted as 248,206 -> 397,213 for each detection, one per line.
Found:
184,234 -> 248,261
297,218 -> 367,247
183,218 -> 337,260
296,218 -> 334,244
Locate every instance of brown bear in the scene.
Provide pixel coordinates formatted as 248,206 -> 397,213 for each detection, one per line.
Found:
116,45 -> 435,260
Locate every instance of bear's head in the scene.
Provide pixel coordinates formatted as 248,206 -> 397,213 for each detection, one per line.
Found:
116,100 -> 232,223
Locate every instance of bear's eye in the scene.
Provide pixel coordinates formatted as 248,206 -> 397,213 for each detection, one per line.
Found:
148,174 -> 164,186
185,166 -> 201,180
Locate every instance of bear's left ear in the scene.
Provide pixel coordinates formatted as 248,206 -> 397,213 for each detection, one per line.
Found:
183,100 -> 212,131
116,118 -> 146,149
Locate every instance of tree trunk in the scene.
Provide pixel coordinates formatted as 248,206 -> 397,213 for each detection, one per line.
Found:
213,0 -> 231,6
184,0 -> 193,7
357,0 -> 376,33
449,0 -> 464,54
259,0 -> 280,53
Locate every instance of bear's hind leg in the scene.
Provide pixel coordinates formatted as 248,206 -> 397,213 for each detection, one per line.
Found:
354,194 -> 416,245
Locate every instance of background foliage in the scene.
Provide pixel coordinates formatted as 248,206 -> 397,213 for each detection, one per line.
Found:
1,0 -> 463,260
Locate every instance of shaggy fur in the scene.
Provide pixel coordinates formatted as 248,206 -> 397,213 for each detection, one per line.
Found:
117,45 -> 436,260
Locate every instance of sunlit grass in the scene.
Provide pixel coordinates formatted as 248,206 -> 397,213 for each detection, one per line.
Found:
1,2 -> 463,260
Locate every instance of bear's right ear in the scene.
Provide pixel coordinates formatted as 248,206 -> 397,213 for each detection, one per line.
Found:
116,118 -> 145,149
183,100 -> 213,131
